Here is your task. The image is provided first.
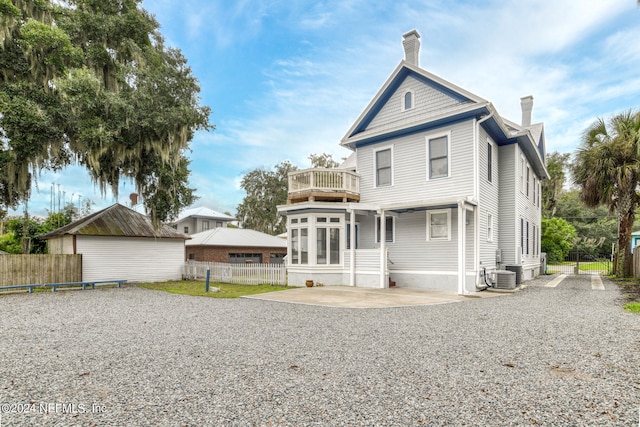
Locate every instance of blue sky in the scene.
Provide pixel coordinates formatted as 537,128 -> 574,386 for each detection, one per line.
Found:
16,0 -> 640,218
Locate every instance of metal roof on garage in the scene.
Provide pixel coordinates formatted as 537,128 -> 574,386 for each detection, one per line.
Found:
186,227 -> 286,248
40,203 -> 189,240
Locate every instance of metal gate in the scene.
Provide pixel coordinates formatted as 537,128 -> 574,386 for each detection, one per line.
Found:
547,248 -> 612,275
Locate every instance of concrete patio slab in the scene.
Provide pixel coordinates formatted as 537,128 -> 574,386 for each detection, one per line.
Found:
242,285 -> 508,308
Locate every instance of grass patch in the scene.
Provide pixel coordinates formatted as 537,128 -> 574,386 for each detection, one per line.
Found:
609,277 -> 640,314
624,302 -> 640,313
137,280 -> 289,298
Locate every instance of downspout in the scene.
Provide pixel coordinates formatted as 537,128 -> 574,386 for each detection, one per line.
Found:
473,111 -> 494,290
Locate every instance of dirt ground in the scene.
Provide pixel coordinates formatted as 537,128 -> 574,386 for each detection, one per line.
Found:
613,278 -> 640,305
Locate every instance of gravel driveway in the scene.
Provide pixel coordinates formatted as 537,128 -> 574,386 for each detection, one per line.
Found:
0,275 -> 638,426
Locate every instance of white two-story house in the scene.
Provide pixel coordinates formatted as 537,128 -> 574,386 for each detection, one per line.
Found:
277,30 -> 548,294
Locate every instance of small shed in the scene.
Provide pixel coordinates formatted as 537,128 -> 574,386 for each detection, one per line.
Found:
186,228 -> 287,264
42,204 -> 189,282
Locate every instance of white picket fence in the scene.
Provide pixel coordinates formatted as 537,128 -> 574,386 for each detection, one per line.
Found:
182,261 -> 286,285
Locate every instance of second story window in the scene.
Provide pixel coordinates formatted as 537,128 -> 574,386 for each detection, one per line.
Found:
487,140 -> 493,183
375,148 -> 392,187
202,220 -> 210,231
428,135 -> 449,179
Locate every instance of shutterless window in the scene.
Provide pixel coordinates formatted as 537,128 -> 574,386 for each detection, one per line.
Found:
290,227 -> 308,265
487,141 -> 492,182
404,91 -> 413,110
376,148 -> 392,186
429,136 -> 448,179
376,217 -> 394,243
487,213 -> 493,242
428,210 -> 450,240
526,166 -> 530,197
202,220 -> 209,231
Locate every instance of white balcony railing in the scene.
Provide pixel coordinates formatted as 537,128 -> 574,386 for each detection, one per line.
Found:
288,169 -> 360,197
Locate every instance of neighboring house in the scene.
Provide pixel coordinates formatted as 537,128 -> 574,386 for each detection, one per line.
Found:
631,231 -> 640,253
277,30 -> 548,294
175,207 -> 236,235
186,227 -> 287,264
42,203 -> 189,282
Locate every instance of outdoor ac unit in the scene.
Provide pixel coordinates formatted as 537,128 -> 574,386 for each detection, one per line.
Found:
495,270 -> 516,289
505,265 -> 523,285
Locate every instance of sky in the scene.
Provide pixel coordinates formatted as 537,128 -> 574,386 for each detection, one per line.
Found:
13,0 -> 640,219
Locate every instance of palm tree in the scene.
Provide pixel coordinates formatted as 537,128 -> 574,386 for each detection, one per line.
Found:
573,110 -> 640,277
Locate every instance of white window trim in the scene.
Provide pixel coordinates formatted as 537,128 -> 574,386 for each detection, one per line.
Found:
375,215 -> 395,243
426,131 -> 452,181
401,90 -> 415,111
487,137 -> 494,184
487,212 -> 493,242
373,145 -> 394,188
519,156 -> 525,194
427,209 -> 451,241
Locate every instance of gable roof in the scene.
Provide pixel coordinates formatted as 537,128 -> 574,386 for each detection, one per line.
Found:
186,227 -> 287,248
341,60 -> 488,149
41,203 -> 188,240
340,55 -> 548,180
177,206 -> 235,222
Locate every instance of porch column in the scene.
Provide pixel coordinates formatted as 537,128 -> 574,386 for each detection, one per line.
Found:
349,209 -> 356,287
457,201 -> 467,295
380,209 -> 386,289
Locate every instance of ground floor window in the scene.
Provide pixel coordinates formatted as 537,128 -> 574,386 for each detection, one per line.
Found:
269,253 -> 286,264
229,253 -> 262,264
291,228 -> 308,264
316,217 -> 341,264
346,223 -> 359,249
375,216 -> 394,243
427,209 -> 451,241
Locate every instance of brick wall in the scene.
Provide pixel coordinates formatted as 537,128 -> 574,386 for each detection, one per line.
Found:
185,245 -> 286,264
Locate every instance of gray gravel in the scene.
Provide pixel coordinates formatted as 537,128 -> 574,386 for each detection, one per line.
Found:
0,275 -> 639,426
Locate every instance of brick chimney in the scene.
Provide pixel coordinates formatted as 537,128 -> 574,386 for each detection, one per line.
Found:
402,30 -> 421,67
520,95 -> 534,127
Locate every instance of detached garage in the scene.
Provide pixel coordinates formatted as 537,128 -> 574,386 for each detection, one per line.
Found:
42,204 -> 189,282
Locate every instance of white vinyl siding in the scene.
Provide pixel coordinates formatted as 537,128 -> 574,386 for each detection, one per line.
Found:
75,236 -> 185,282
479,128 -> 500,269
498,144 -> 517,265
383,210 -> 459,272
366,75 -> 469,134
357,121 -> 474,205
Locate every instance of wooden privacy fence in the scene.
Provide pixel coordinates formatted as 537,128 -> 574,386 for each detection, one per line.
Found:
0,254 -> 82,286
183,261 -> 286,285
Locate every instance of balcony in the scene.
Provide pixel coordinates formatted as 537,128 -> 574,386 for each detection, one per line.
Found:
288,169 -> 360,204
